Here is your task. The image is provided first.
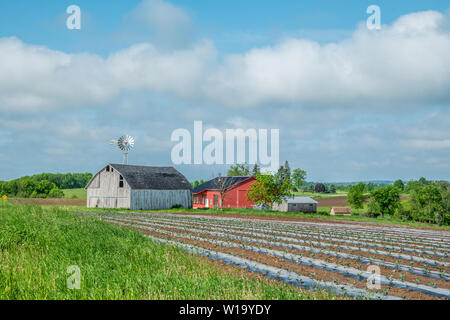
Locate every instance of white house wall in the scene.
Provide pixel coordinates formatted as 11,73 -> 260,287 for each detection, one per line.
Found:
87,168 -> 131,208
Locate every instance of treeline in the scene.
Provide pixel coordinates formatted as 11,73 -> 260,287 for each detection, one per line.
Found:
347,178 -> 450,225
0,173 -> 93,199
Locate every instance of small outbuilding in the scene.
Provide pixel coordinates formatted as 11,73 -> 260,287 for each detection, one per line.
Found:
85,163 -> 192,210
272,196 -> 318,213
330,207 -> 351,216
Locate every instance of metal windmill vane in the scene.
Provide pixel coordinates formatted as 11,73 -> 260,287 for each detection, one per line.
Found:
110,135 -> 135,165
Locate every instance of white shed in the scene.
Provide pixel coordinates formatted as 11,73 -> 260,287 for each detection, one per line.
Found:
85,163 -> 192,210
272,196 -> 318,213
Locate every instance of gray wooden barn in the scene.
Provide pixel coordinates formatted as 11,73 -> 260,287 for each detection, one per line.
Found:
85,164 -> 192,210
272,196 -> 318,213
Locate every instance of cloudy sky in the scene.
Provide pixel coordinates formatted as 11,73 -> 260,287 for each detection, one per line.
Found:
0,0 -> 449,182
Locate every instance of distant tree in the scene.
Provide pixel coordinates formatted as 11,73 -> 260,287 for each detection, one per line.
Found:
418,177 -> 429,186
292,169 -> 307,191
314,183 -> 326,193
366,183 -> 375,192
252,163 -> 260,176
329,184 -> 337,194
213,174 -> 230,208
393,179 -> 405,192
369,186 -> 400,218
247,173 -> 294,206
410,185 -> 444,224
49,188 -> 64,198
227,163 -> 250,176
283,161 -> 291,180
347,183 -> 366,209
405,180 -> 421,193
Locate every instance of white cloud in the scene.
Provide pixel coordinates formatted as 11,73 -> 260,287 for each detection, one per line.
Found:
1,10 -> 450,112
126,0 -> 193,47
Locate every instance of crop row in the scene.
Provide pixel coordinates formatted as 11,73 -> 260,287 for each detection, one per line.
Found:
93,212 -> 450,300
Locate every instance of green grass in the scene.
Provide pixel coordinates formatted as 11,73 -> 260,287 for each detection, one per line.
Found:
0,203 -> 338,300
293,191 -> 347,199
62,188 -> 86,199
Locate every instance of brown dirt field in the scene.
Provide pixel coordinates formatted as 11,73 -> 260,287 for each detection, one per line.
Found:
314,196 -> 349,207
120,223 -> 442,300
118,218 -> 449,274
10,198 -> 86,206
158,212 -> 447,232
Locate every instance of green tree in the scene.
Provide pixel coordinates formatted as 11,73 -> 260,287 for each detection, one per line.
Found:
393,179 -> 404,192
370,186 -> 401,218
227,163 -> 250,176
329,184 -> 337,194
314,183 -> 326,193
247,173 -> 294,206
49,188 -> 64,198
347,183 -> 366,209
410,185 -> 444,224
252,163 -> 260,176
292,169 -> 307,191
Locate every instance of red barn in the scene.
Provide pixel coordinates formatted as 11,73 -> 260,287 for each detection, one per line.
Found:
192,176 -> 256,209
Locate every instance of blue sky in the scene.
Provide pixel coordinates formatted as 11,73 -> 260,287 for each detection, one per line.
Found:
0,0 -> 449,182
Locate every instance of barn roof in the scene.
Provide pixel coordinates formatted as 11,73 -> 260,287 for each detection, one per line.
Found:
284,196 -> 318,204
193,176 -> 253,194
100,164 -> 192,190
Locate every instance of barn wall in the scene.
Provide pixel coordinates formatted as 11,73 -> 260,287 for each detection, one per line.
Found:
131,189 -> 192,210
87,168 -> 131,208
222,178 -> 256,209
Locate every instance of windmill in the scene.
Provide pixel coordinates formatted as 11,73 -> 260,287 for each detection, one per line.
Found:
110,135 -> 135,165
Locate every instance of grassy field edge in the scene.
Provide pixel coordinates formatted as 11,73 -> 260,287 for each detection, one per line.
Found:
0,203 -> 338,300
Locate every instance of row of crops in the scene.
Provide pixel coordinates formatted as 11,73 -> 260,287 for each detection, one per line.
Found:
82,212 -> 450,300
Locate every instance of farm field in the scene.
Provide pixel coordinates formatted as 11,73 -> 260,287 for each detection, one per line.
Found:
62,188 -> 87,199
0,204 -> 336,300
83,211 -> 450,300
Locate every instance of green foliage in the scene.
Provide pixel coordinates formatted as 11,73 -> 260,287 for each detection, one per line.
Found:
369,186 -> 401,218
366,200 -> 381,218
247,173 -> 294,205
314,183 -> 326,193
227,163 -> 251,176
393,179 -> 404,192
292,169 -> 307,190
252,163 -> 260,176
0,173 -> 92,199
394,204 -> 411,221
347,183 -> 366,209
410,185 -> 445,224
192,180 -> 206,188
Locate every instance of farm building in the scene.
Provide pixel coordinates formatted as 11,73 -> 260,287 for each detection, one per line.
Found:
272,196 -> 318,213
85,164 -> 192,210
193,176 -> 256,209
330,207 -> 351,216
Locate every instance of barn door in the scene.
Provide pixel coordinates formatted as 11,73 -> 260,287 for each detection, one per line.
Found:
213,195 -> 219,208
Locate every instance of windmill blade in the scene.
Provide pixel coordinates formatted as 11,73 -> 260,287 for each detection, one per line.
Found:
118,135 -> 135,151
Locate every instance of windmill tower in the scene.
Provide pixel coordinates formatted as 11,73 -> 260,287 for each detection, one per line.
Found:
110,135 -> 135,165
